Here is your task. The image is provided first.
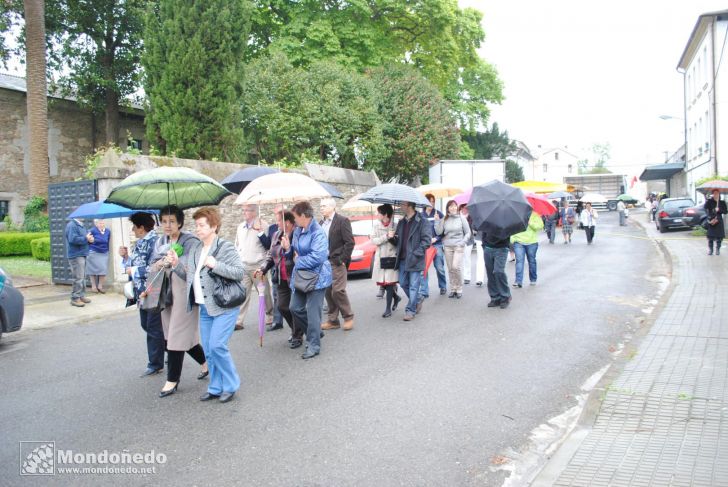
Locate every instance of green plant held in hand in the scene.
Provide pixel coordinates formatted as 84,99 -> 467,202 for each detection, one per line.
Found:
170,243 -> 184,257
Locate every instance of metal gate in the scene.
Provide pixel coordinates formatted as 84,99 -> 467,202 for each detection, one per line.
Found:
48,180 -> 97,284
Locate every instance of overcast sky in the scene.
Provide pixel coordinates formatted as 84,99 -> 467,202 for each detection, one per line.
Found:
460,0 -> 727,175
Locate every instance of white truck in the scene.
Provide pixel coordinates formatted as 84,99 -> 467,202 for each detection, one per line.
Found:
428,159 -> 505,190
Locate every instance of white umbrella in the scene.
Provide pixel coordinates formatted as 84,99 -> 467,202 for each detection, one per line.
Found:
235,173 -> 330,205
580,193 -> 608,204
415,182 -> 465,199
342,193 -> 379,212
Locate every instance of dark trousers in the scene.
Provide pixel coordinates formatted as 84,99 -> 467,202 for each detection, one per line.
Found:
139,309 -> 166,371
167,344 -> 206,382
68,256 -> 86,300
708,238 -> 723,253
585,226 -> 596,243
325,262 -> 353,322
484,246 -> 510,302
277,281 -> 301,339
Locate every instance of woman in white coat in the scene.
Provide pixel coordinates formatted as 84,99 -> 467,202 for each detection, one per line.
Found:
370,204 -> 401,317
580,202 -> 599,245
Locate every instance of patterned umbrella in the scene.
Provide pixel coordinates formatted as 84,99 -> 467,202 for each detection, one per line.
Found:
697,180 -> 728,194
235,173 -> 330,205
106,166 -> 231,210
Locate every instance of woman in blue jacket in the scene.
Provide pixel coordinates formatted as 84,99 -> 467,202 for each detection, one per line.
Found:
289,201 -> 332,360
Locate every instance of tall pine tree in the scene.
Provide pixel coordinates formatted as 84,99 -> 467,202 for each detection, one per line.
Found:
143,0 -> 251,161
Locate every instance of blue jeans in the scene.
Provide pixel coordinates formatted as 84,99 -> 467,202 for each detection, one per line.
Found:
484,246 -> 510,302
139,309 -> 165,371
199,305 -> 240,395
399,267 -> 423,315
419,244 -> 446,297
272,282 -> 282,325
544,221 -> 556,243
513,242 -> 538,285
290,288 -> 325,354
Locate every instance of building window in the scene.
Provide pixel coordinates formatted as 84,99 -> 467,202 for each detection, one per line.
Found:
128,138 -> 143,151
554,152 -> 559,160
0,200 -> 9,221
568,164 -> 573,174
543,163 -> 548,173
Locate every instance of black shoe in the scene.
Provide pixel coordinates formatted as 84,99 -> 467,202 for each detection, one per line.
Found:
448,291 -> 456,298
140,368 -> 163,377
709,250 -> 713,255
234,323 -> 244,331
266,322 -> 283,332
382,310 -> 392,318
158,383 -> 178,398
392,293 -> 401,310
219,392 -> 235,403
376,287 -> 385,298
439,288 -> 447,295
455,292 -> 462,299
200,392 -> 220,401
476,281 -> 483,287
512,283 -> 522,288
302,350 -> 319,360
464,279 -> 470,285
320,331 -> 325,339
500,297 -> 511,309
197,370 -> 209,380
289,339 -> 303,349
487,299 -> 500,308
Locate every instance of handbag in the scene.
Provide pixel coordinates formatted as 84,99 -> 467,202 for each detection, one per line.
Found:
141,269 -> 172,313
380,256 -> 396,269
293,268 -> 319,293
208,240 -> 246,308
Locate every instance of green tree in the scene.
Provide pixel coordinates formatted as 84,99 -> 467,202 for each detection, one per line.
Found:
37,0 -> 146,146
241,53 -> 386,168
248,0 -> 503,130
143,0 -> 252,161
505,160 -> 524,183
368,64 -> 460,183
0,2 -> 17,66
579,143 -> 612,174
462,123 -> 516,160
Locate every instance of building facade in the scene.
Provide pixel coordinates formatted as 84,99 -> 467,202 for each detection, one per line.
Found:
0,73 -> 147,224
532,147 -> 580,184
678,10 -> 728,200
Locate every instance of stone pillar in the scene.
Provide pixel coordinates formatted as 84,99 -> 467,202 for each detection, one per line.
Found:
93,150 -> 133,292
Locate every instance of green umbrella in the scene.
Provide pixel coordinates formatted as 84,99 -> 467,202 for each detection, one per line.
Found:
616,194 -> 638,203
106,166 -> 231,210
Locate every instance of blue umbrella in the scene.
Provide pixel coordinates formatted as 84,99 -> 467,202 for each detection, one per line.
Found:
359,183 -> 431,207
68,200 -> 159,220
318,182 -> 344,199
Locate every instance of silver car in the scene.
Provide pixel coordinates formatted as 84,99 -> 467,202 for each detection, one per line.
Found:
0,267 -> 24,340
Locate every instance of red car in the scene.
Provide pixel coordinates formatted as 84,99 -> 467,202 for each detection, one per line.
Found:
347,216 -> 378,278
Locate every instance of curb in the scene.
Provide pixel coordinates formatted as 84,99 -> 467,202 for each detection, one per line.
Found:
529,215 -> 677,486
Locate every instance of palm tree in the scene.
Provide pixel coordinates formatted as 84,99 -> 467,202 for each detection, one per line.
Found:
24,0 -> 49,197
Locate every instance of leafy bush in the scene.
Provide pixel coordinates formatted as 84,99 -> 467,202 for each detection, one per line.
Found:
30,237 -> 51,261
22,196 -> 50,232
0,232 -> 51,256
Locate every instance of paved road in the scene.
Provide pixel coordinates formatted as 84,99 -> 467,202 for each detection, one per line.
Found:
0,211 -> 667,486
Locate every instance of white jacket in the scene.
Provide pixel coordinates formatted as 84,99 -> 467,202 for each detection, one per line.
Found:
580,208 -> 599,227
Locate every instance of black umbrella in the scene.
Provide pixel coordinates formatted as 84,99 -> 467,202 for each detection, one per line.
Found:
467,180 -> 532,241
221,166 -> 280,194
318,182 -> 344,199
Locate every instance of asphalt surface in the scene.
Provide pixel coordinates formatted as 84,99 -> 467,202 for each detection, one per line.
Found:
0,211 -> 667,486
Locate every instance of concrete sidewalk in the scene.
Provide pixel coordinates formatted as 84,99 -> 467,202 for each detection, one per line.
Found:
15,277 -> 135,331
533,213 -> 728,486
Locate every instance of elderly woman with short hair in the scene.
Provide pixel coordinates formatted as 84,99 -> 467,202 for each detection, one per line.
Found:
87,219 -> 110,293
168,207 -> 244,404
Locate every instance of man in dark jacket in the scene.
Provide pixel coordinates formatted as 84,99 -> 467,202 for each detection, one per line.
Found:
65,216 -> 92,307
390,201 -> 431,321
483,232 -> 511,309
319,198 -> 356,331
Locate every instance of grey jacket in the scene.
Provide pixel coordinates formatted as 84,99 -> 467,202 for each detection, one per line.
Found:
176,237 -> 245,317
435,214 -> 471,247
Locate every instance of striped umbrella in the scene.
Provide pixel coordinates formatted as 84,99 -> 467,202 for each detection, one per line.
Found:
359,183 -> 431,207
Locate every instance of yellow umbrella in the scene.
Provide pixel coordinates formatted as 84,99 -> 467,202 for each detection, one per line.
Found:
342,193 -> 379,212
415,182 -> 466,199
511,180 -> 569,194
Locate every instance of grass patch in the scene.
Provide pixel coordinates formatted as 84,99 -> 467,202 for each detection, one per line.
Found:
0,256 -> 52,279
691,226 -> 707,237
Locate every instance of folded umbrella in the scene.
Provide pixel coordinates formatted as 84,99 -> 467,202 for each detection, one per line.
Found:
359,183 -> 431,207
257,280 -> 266,347
524,192 -> 557,216
221,166 -> 279,194
467,180 -> 532,241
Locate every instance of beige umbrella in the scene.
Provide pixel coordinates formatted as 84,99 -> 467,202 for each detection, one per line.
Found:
235,172 -> 330,205
415,182 -> 465,199
342,193 -> 379,212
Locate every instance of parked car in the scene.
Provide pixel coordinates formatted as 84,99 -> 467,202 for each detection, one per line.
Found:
0,267 -> 24,341
655,197 -> 695,233
347,216 -> 378,278
681,204 -> 708,228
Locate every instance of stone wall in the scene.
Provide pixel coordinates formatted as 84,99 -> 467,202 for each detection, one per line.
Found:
0,87 -> 146,224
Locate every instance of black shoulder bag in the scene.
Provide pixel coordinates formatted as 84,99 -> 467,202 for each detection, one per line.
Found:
207,240 -> 246,308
